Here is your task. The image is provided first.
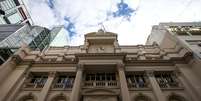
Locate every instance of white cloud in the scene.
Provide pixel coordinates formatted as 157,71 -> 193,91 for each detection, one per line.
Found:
23,0 -> 60,28
23,0 -> 201,46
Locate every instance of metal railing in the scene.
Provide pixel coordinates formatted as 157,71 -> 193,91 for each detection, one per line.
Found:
23,83 -> 45,89
84,81 -> 118,88
53,83 -> 73,89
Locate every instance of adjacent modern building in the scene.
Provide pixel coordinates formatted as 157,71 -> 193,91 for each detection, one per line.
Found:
0,0 -> 33,25
50,26 -> 70,47
0,24 -> 59,65
0,29 -> 200,101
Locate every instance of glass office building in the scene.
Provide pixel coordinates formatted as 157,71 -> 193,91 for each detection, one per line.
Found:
0,24 -> 59,65
0,0 -> 33,25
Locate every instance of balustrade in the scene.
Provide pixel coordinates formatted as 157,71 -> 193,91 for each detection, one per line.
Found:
23,74 -> 47,89
84,81 -> 118,88
126,73 -> 149,89
52,75 -> 75,90
155,72 -> 180,89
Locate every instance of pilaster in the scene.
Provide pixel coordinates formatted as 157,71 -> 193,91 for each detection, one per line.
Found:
7,72 -> 29,101
117,63 -> 131,101
0,63 -> 30,101
0,55 -> 21,84
70,64 -> 83,101
146,70 -> 166,101
38,72 -> 56,101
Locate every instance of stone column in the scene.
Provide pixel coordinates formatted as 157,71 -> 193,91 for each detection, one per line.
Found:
7,72 -> 29,101
146,70 -> 166,101
38,72 -> 56,101
0,63 -> 31,101
70,64 -> 83,101
117,63 -> 131,101
0,56 -> 19,84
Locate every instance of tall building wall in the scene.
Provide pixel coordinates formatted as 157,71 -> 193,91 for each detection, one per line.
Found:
146,22 -> 201,58
50,26 -> 70,47
0,0 -> 33,25
0,29 -> 200,101
146,22 -> 201,83
0,24 -> 59,65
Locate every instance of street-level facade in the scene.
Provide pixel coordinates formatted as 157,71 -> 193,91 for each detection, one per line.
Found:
0,29 -> 201,101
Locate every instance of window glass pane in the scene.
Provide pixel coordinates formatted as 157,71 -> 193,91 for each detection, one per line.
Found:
7,13 -> 22,23
0,17 -> 6,24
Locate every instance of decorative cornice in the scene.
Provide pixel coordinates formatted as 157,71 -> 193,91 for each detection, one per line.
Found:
20,41 -> 193,65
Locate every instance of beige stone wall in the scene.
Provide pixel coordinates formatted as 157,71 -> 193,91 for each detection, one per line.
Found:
0,30 -> 201,101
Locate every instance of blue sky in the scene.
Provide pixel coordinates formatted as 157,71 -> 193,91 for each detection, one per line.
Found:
23,0 -> 201,46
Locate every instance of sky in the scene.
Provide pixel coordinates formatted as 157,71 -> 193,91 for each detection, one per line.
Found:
23,0 -> 201,46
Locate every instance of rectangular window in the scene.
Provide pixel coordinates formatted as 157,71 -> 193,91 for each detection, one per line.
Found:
13,0 -> 20,6
7,12 -> 22,24
126,72 -> 148,88
84,72 -> 117,88
24,73 -> 48,89
53,74 -> 75,89
154,71 -> 180,88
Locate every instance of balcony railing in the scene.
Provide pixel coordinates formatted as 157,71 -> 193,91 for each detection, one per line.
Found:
23,83 -> 45,90
127,82 -> 150,89
52,83 -> 73,89
158,81 -> 180,88
83,81 -> 118,88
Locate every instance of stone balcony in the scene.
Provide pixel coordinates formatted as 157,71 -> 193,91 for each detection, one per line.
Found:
83,81 -> 119,88
52,83 -> 73,90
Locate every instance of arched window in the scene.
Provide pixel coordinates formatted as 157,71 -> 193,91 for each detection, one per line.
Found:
52,95 -> 67,101
19,95 -> 35,101
134,94 -> 151,101
169,95 -> 186,101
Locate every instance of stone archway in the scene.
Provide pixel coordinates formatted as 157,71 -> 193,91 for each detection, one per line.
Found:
82,89 -> 118,101
134,93 -> 152,101
168,93 -> 186,101
18,93 -> 36,101
51,93 -> 68,101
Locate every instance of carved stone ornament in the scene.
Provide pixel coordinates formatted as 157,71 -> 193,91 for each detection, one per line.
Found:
49,72 -> 56,77
77,64 -> 84,71
174,66 -> 182,76
23,72 -> 30,79
117,63 -> 125,71
145,70 -> 154,77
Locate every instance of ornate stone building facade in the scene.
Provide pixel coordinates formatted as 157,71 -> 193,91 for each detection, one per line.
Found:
0,29 -> 201,101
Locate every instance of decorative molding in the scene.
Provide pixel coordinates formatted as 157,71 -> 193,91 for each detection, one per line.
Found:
23,70 -> 31,79
77,64 -> 84,71
174,66 -> 182,76
167,92 -> 186,101
145,70 -> 154,77
117,62 -> 125,71
49,71 -> 56,77
134,93 -> 152,101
